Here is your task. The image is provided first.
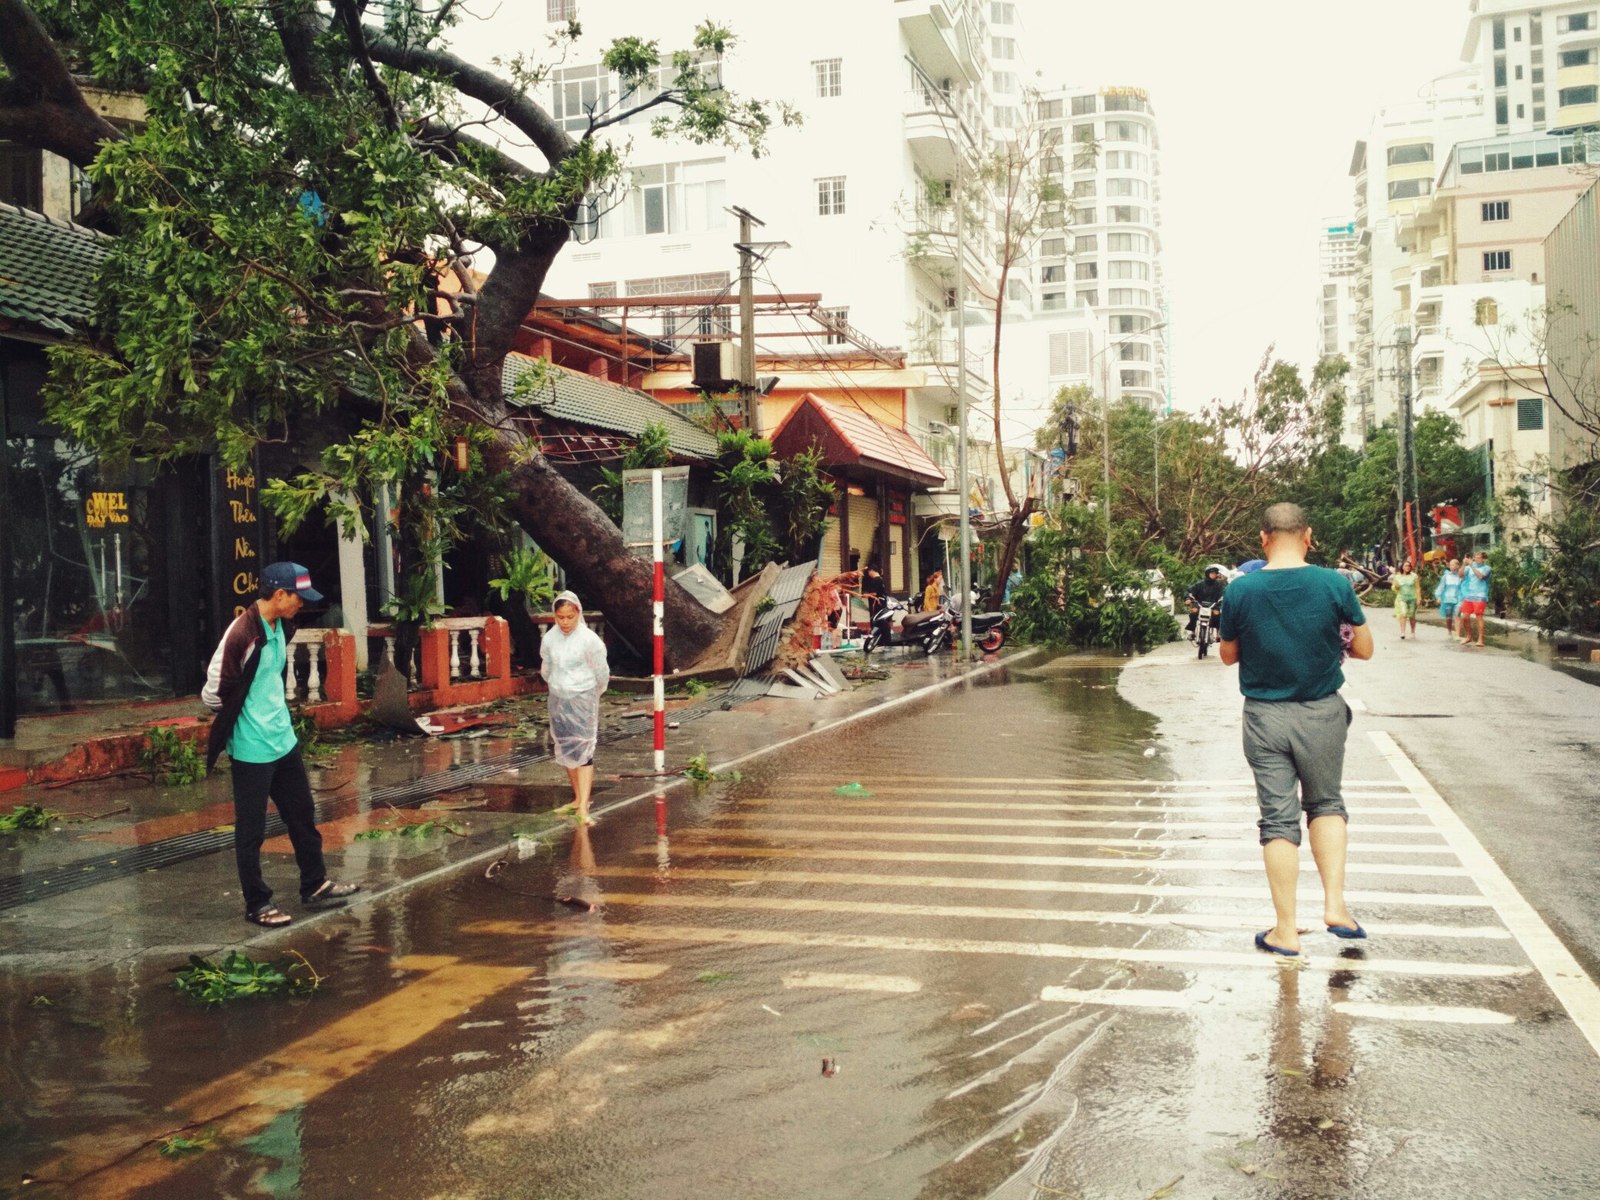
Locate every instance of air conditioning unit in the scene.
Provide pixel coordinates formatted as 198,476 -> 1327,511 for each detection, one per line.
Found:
691,340 -> 740,391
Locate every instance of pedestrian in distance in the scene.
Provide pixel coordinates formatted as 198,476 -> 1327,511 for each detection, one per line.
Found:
1390,558 -> 1419,639
1184,564 -> 1228,641
922,569 -> 945,614
1459,551 -> 1491,647
541,590 -> 609,825
1435,558 -> 1464,638
1218,503 -> 1375,957
202,562 -> 360,928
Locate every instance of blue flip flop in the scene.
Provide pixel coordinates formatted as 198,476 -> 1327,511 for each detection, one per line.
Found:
1255,931 -> 1300,957
1326,922 -> 1368,940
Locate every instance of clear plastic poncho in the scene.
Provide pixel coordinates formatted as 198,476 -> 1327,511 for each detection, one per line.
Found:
539,592 -> 610,768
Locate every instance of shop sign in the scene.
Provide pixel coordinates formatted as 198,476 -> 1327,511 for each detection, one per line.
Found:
219,462 -> 261,618
84,491 -> 129,529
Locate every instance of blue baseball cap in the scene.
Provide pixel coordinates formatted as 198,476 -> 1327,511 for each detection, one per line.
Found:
261,561 -> 324,603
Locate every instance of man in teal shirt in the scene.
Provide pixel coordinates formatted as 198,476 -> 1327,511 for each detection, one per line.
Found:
1219,504 -> 1375,957
203,563 -> 359,927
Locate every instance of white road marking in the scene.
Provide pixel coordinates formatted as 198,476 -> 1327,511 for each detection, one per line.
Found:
1331,1001 -> 1515,1025
743,798 -> 1427,817
759,785 -> 1415,802
1346,696 -> 1369,713
782,971 -> 922,994
589,890 -> 1509,938
771,776 -> 1407,790
1372,731 -> 1600,1060
599,861 -> 1497,909
647,842 -> 1478,880
1041,986 -> 1191,1009
672,829 -> 1472,874
970,1002 -> 1038,1036
548,961 -> 669,981
464,920 -> 1530,980
725,810 -> 1448,838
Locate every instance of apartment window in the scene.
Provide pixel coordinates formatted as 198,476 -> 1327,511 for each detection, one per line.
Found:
1107,204 -> 1144,223
1111,315 -> 1149,334
991,36 -> 1017,59
1038,99 -> 1062,120
697,307 -> 732,338
588,281 -> 617,300
1493,18 -> 1506,49
992,71 -> 1017,94
1108,288 -> 1149,305
1107,260 -> 1150,280
816,175 -> 846,216
821,306 -> 849,345
1386,143 -> 1433,166
1483,249 -> 1512,272
1560,48 -> 1598,67
1104,121 -> 1148,143
1071,94 -> 1096,115
1516,64 -> 1525,80
1107,232 -> 1150,252
992,105 -> 1019,129
1075,290 -> 1098,307
547,0 -> 576,19
1532,14 -> 1544,43
1560,85 -> 1600,106
621,160 -> 727,237
1103,94 -> 1146,113
1106,177 -> 1148,198
943,286 -> 958,310
1072,234 -> 1097,254
1073,123 -> 1096,144
1073,206 -> 1097,225
1120,369 -> 1152,388
552,66 -> 610,132
1072,179 -> 1096,198
991,1 -> 1017,21
1518,103 -> 1527,118
1387,178 -> 1431,200
1557,12 -> 1594,32
1074,262 -> 1097,280
1494,57 -> 1507,87
1517,397 -> 1544,430
1119,341 -> 1152,362
1040,291 -> 1067,311
1533,67 -> 1546,83
1104,150 -> 1148,171
1041,236 -> 1068,257
1496,95 -> 1510,124
813,59 -> 842,98
1515,24 -> 1523,41
1482,200 -> 1511,222
1041,264 -> 1066,283
1535,106 -> 1547,123
1475,297 -> 1499,325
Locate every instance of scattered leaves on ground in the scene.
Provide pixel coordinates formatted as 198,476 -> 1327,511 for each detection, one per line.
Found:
353,819 -> 466,842
683,753 -> 739,784
0,805 -> 58,834
172,950 -> 320,1006
694,970 -> 737,986
158,1129 -> 218,1158
832,782 -> 873,797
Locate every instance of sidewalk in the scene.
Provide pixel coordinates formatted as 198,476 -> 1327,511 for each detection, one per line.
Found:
0,646 -> 1037,976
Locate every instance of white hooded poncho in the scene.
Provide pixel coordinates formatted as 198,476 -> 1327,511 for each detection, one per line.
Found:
539,591 -> 610,767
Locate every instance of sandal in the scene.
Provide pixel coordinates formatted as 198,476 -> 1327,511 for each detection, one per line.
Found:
303,880 -> 360,906
246,905 -> 293,928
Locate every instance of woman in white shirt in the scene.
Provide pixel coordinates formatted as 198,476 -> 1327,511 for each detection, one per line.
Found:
540,591 -> 610,823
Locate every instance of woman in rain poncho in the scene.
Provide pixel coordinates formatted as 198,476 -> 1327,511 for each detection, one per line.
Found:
540,591 -> 609,823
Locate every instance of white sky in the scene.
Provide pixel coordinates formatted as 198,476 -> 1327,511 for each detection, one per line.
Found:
1023,0 -> 1472,409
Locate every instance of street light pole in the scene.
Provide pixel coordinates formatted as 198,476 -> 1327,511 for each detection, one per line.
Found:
953,121 -> 973,661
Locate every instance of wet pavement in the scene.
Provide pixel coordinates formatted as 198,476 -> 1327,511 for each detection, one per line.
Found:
2,628 -> 1600,1198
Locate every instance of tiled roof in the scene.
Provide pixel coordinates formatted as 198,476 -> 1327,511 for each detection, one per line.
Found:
0,203 -> 110,336
770,393 -> 945,487
502,353 -> 718,461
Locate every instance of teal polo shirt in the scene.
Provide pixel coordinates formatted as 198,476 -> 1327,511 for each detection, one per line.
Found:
228,616 -> 299,763
1218,565 -> 1366,702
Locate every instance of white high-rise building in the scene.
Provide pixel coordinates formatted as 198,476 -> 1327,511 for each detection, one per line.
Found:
1316,217 -> 1361,421
1462,0 -> 1600,134
530,0 -> 1000,443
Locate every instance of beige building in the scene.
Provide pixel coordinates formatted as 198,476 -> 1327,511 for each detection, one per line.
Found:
1543,180 -> 1600,481
1450,363 -> 1556,542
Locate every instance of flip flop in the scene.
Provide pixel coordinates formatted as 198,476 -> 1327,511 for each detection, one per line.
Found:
1326,922 -> 1367,940
246,905 -> 292,928
1254,930 -> 1299,957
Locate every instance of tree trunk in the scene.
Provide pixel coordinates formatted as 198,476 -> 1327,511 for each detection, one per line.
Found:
990,500 -> 1034,607
502,451 -> 724,670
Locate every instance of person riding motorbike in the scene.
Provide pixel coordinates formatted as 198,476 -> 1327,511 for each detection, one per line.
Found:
1185,564 -> 1229,641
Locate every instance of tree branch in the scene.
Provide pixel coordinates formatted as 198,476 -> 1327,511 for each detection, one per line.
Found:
0,0 -> 125,166
335,0 -> 401,133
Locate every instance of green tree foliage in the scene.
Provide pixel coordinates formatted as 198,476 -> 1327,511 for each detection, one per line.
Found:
0,0 -> 798,665
592,423 -> 675,524
707,432 -> 835,583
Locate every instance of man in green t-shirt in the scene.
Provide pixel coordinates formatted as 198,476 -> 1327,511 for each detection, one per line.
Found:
1219,504 -> 1375,957
202,563 -> 359,927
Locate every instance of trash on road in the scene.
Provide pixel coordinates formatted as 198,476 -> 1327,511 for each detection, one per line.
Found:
833,782 -> 873,797
821,1057 -> 839,1077
171,950 -> 321,1006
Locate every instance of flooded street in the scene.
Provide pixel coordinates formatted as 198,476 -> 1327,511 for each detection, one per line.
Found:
4,633 -> 1600,1198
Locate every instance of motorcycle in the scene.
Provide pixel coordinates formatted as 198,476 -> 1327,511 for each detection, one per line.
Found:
944,604 -> 1012,654
862,596 -> 951,656
1192,601 -> 1221,659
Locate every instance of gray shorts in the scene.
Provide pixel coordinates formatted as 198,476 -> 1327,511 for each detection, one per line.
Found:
1241,693 -> 1353,846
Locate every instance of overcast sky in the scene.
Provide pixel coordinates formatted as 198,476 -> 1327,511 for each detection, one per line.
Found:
1023,0 -> 1471,409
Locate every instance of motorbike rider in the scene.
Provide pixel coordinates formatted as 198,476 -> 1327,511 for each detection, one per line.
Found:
1185,564 -> 1229,641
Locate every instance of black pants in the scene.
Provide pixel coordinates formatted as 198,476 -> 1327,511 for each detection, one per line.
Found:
231,748 -> 326,913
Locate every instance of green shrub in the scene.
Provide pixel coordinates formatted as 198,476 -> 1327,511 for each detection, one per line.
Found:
140,725 -> 206,785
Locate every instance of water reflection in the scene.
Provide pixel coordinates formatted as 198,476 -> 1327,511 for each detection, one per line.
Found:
1265,966 -> 1359,1193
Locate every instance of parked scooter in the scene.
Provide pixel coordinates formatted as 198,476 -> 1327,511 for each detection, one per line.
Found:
944,604 -> 1012,653
862,596 -> 951,656
1193,600 -> 1221,659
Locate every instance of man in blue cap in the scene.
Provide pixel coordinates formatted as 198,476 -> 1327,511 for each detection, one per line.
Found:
202,562 -> 359,927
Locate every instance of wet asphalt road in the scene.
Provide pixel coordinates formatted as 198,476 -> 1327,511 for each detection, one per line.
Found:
4,626 -> 1600,1199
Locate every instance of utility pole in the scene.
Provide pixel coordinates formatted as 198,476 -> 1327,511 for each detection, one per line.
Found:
734,206 -> 762,437
953,133 -> 973,661
1381,328 -> 1417,564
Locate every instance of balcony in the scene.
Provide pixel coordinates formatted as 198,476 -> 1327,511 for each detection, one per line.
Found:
898,0 -> 977,83
1431,234 -> 1452,260
912,204 -> 989,286
904,91 -> 979,178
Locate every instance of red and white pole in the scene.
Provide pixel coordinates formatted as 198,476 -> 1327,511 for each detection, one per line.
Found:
651,469 -> 669,851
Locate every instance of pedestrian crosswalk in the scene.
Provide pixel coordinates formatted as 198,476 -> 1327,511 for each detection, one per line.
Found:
461,738 -> 1600,1046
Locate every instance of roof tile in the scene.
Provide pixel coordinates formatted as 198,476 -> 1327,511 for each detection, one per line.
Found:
0,203 -> 110,336
503,354 -> 718,461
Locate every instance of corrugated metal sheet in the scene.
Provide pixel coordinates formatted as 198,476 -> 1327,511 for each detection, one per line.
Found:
742,559 -> 817,676
502,354 -> 719,460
